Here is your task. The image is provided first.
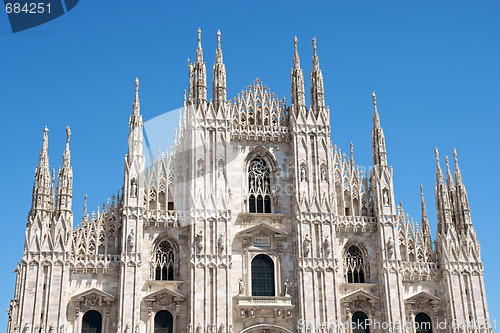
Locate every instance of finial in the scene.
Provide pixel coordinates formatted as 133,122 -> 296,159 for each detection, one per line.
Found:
350,142 -> 354,154
83,194 -> 88,218
65,126 -> 71,144
372,91 -> 377,107
197,28 -> 202,44
434,147 -> 439,163
42,126 -> 49,150
420,184 -> 423,194
453,148 -> 458,165
445,156 -> 450,170
294,35 -> 298,49
217,30 -> 221,47
312,37 -> 317,51
135,77 -> 139,96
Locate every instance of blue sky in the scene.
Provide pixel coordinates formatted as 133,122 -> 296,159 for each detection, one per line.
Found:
1,0 -> 499,329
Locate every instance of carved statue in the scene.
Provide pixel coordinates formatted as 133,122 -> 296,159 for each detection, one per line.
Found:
320,165 -> 327,182
383,189 -> 389,206
218,233 -> 225,253
195,231 -> 204,252
323,235 -> 331,256
128,229 -> 135,251
130,178 -> 137,198
218,158 -> 225,178
22,324 -> 30,333
271,184 -> 279,206
387,237 -> 394,257
238,278 -> 245,295
197,158 -> 205,177
283,279 -> 291,296
300,165 -> 307,182
175,258 -> 181,276
303,234 -> 312,257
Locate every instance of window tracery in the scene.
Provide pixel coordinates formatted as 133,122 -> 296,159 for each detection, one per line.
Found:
154,240 -> 176,281
345,245 -> 366,283
248,158 -> 271,213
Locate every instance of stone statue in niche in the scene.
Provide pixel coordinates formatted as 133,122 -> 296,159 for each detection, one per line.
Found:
197,158 -> 205,177
195,231 -> 204,252
303,234 -> 312,257
175,258 -> 181,277
323,235 -> 331,256
320,165 -> 327,182
238,278 -> 245,295
218,158 -> 225,178
218,233 -> 225,253
130,178 -> 137,198
272,184 -> 280,206
283,279 -> 291,296
127,229 -> 135,251
383,189 -> 389,206
300,165 -> 307,182
387,237 -> 394,258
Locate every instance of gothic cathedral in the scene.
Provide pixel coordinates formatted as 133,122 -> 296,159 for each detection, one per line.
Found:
7,29 -> 493,333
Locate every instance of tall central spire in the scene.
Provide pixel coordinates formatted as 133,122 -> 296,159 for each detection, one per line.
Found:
371,92 -> 387,167
212,30 -> 227,112
128,77 -> 143,158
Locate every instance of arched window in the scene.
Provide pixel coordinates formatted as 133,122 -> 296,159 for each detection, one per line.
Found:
154,240 -> 175,281
351,311 -> 369,333
345,245 -> 366,283
154,310 -> 173,333
248,158 -> 271,213
82,310 -> 102,333
415,313 -> 432,333
251,254 -> 275,296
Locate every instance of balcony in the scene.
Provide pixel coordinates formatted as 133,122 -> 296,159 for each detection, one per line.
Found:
236,295 -> 294,309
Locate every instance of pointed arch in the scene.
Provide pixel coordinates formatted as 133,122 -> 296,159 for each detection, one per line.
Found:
343,241 -> 370,283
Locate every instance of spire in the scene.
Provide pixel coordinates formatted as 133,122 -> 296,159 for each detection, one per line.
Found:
196,28 -> 203,63
133,77 -> 140,116
83,194 -> 88,221
420,185 -> 431,238
31,127 -> 53,213
55,126 -> 73,219
310,37 -> 326,119
128,77 -> 143,158
434,147 -> 444,184
445,156 -> 454,190
371,92 -> 387,167
212,30 -> 227,112
453,148 -> 462,184
293,36 -> 300,69
192,28 -> 207,109
452,149 -> 471,233
291,36 -> 306,117
434,147 -> 454,236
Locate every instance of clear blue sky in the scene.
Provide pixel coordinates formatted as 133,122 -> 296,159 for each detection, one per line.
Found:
1,0 -> 499,329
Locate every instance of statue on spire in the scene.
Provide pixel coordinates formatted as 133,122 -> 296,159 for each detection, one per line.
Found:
65,126 -> 71,144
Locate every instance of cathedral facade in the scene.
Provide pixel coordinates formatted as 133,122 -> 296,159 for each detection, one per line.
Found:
7,29 -> 493,333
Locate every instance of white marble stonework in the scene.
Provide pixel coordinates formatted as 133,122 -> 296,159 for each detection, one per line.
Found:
7,30 -> 493,333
